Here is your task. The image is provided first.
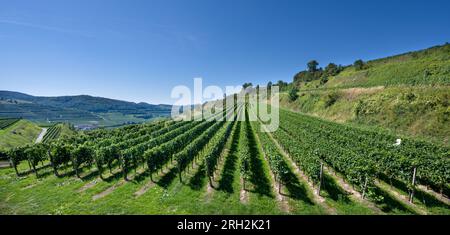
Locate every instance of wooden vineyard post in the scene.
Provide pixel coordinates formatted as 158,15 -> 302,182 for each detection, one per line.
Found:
149,168 -> 153,182
278,176 -> 282,195
208,175 -> 213,188
409,167 -> 417,203
10,158 -> 19,177
27,160 -> 32,171
317,161 -> 324,196
362,176 -> 368,199
179,162 -> 183,183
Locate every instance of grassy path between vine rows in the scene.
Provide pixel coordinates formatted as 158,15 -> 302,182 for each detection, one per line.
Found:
247,120 -> 290,213
250,122 -> 291,212
204,120 -> 238,202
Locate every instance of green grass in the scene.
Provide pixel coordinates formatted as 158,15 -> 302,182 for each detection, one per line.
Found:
326,44 -> 450,88
0,120 -> 42,151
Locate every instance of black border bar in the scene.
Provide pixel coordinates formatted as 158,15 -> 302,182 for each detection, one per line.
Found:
0,215 -> 448,233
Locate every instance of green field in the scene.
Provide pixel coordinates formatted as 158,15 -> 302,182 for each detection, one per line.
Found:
1,104 -> 448,215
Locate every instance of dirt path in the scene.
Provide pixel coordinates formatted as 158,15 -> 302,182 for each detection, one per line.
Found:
22,183 -> 37,190
205,182 -> 214,202
0,161 -> 10,168
92,167 -> 145,201
135,153 -> 203,198
240,178 -> 249,204
77,179 -> 99,193
134,165 -> 172,198
92,180 -> 126,201
134,180 -> 155,197
35,128 -> 48,143
75,167 -> 121,193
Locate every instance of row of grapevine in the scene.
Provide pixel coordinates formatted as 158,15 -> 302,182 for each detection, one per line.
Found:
278,108 -> 450,199
238,108 -> 251,190
145,120 -> 217,180
0,118 -> 20,129
272,123 -> 323,185
8,143 -> 49,177
6,102 -> 241,181
204,117 -> 236,186
277,111 -> 382,198
7,119 -> 174,178
89,120 -> 200,179
42,124 -> 62,143
123,106 -> 239,180
92,120 -> 171,149
252,120 -> 290,194
175,120 -> 226,182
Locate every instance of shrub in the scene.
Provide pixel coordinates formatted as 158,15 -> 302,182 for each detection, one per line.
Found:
288,88 -> 299,102
324,92 -> 340,107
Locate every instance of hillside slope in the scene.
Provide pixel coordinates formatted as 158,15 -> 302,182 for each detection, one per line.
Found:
283,44 -> 450,146
0,119 -> 42,150
298,43 -> 450,90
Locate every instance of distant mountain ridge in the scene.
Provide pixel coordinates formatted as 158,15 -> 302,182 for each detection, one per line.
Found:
0,91 -> 172,126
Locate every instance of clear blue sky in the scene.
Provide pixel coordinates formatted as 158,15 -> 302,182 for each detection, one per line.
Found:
1,0 -> 449,104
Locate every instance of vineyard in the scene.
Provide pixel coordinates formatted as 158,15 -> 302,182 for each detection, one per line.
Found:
0,102 -> 449,215
42,124 -> 62,143
0,118 -> 21,130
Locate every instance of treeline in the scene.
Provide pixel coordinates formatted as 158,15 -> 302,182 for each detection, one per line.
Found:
293,60 -> 344,85
243,58 -> 368,98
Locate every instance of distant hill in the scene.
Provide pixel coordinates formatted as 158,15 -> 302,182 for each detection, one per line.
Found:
0,91 -> 172,127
